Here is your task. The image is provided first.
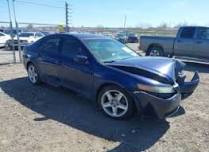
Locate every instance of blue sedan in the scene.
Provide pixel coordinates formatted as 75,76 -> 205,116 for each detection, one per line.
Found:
23,33 -> 199,119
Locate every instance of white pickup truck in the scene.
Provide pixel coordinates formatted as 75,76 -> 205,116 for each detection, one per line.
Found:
140,26 -> 209,63
0,32 -> 10,47
6,32 -> 45,50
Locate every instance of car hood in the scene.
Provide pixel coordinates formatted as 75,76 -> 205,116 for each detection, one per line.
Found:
107,57 -> 185,83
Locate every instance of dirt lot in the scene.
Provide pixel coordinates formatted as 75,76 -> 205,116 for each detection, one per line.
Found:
0,47 -> 209,152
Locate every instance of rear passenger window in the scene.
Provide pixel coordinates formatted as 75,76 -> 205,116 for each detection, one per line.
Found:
40,38 -> 60,53
180,27 -> 196,39
62,38 -> 85,58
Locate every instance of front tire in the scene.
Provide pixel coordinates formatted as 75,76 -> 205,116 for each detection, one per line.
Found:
27,63 -> 40,85
98,85 -> 135,119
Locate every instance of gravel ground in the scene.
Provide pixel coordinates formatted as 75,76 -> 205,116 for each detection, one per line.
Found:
0,45 -> 209,152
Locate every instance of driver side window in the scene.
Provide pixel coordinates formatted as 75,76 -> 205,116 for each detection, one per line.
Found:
61,37 -> 86,59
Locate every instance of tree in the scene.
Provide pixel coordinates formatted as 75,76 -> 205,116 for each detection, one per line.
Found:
26,24 -> 33,31
57,24 -> 65,33
158,23 -> 168,29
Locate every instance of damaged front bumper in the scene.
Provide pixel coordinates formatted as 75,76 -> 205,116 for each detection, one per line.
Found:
180,72 -> 199,99
133,72 -> 200,119
134,91 -> 181,119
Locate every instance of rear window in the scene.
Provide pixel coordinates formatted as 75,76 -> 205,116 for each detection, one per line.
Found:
180,27 -> 196,39
196,28 -> 209,40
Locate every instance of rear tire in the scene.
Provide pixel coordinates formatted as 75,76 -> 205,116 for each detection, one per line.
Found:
146,46 -> 164,56
27,63 -> 41,85
98,85 -> 135,119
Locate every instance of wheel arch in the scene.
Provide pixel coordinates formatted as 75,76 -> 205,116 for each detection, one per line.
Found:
96,83 -> 124,101
147,43 -> 164,53
26,61 -> 36,70
26,61 -> 41,75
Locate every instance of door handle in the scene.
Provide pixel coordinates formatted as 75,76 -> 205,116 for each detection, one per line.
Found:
196,41 -> 203,44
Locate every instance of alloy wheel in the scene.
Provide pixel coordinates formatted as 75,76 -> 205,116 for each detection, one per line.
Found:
28,64 -> 38,84
101,90 -> 129,118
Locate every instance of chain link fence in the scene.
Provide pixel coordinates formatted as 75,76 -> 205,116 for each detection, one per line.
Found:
0,21 -> 17,65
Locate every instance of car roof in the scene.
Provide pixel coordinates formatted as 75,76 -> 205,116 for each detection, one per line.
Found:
71,33 -> 109,40
50,33 -> 110,40
180,26 -> 209,29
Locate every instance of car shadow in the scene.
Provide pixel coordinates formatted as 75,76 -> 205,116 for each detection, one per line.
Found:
0,77 -> 170,151
184,62 -> 209,73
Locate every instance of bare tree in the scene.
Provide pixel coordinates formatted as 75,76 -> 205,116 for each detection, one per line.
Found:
26,24 -> 33,31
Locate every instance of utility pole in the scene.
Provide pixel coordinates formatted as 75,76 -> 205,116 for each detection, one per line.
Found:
6,0 -> 16,63
123,15 -> 127,29
12,0 -> 22,62
123,15 -> 127,39
65,1 -> 69,32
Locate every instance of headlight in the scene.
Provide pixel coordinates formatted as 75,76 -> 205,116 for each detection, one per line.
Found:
137,84 -> 176,94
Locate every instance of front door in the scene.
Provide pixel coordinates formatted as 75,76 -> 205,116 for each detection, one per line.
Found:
59,36 -> 93,96
194,27 -> 209,60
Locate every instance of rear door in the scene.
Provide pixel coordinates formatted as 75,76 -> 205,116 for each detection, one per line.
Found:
174,27 -> 196,58
59,36 -> 93,95
37,35 -> 61,84
194,27 -> 209,60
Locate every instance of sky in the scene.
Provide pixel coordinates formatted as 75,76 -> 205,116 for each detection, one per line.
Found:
0,0 -> 209,27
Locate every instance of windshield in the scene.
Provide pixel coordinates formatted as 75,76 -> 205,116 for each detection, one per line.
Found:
83,38 -> 139,63
19,33 -> 34,37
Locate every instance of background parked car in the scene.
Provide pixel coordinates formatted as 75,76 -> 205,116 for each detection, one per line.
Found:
3,29 -> 22,37
0,32 -> 10,48
127,33 -> 139,43
6,32 -> 45,50
115,32 -> 138,43
115,32 -> 128,43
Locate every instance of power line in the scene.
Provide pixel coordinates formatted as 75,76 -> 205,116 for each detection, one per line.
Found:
19,0 -> 66,5
18,22 -> 59,26
16,0 -> 64,9
0,21 -> 10,24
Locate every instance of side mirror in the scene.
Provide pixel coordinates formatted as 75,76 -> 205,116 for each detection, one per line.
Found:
73,55 -> 89,64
